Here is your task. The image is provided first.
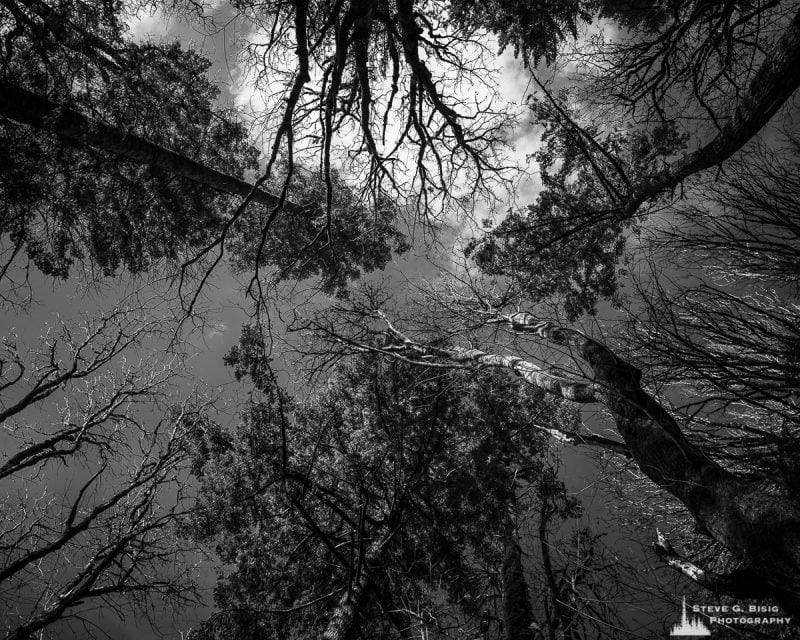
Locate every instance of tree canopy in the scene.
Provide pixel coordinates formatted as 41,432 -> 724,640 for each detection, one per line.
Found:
2,0 -> 800,639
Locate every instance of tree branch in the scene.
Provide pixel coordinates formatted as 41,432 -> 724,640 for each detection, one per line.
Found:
376,311 -> 599,402
621,8 -> 800,219
653,529 -> 770,599
531,423 -> 630,458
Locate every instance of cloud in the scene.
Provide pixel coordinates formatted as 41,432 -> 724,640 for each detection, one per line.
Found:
205,321 -> 228,342
125,8 -> 174,41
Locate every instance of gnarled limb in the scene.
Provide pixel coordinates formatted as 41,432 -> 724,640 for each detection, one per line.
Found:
377,311 -> 599,402
531,423 -> 630,458
653,529 -> 769,599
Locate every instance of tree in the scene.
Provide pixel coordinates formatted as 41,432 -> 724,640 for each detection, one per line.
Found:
6,0 -> 800,636
468,1 -> 800,317
0,0 -> 409,309
224,0 -> 515,221
442,0 -> 800,621
295,180 -> 800,622
0,0 -> 257,280
187,328 -> 589,639
192,318 -> 653,639
314,298 -> 800,615
0,308 -> 203,639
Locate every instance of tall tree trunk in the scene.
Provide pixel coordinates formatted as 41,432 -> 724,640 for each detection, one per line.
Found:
537,500 -> 579,640
322,538 -> 384,640
502,514 -> 536,640
383,309 -> 800,612
506,314 -> 800,615
0,80 -> 301,212
322,572 -> 370,640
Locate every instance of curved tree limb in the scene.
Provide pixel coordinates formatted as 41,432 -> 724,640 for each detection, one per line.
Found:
377,311 -> 599,402
531,423 -> 630,458
620,8 -> 800,219
653,529 -> 770,599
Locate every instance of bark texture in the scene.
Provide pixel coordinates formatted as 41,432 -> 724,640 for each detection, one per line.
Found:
377,311 -> 598,402
321,539 -> 384,640
653,529 -> 770,599
322,572 -> 370,640
505,313 -> 800,615
449,348 -> 599,402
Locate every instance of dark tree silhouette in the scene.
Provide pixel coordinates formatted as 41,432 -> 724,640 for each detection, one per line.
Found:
187,332 -> 587,639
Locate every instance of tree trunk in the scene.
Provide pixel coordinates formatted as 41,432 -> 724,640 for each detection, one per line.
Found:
510,315 -> 800,615
0,80 -> 301,213
321,538 -> 385,640
502,516 -> 536,640
322,572 -> 370,640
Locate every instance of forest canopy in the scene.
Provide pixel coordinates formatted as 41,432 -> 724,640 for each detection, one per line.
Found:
1,0 -> 800,639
